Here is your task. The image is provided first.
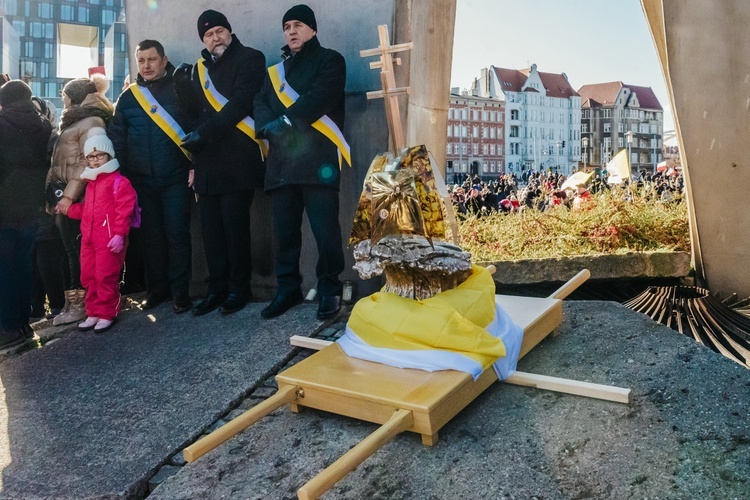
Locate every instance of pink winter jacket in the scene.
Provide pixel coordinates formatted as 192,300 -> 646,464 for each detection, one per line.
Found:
67,171 -> 136,245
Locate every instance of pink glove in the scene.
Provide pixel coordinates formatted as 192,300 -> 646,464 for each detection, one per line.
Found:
107,234 -> 124,254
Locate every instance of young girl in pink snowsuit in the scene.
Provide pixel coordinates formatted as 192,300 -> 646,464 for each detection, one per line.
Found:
65,132 -> 136,333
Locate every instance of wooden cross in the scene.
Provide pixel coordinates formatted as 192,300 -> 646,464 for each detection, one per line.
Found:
360,25 -> 413,154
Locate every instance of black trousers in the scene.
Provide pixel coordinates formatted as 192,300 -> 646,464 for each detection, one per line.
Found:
31,236 -> 66,315
198,189 -> 253,295
0,224 -> 36,331
55,214 -> 81,289
134,182 -> 192,296
271,185 -> 344,297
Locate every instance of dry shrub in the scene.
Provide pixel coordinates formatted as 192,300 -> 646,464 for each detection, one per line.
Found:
459,187 -> 690,261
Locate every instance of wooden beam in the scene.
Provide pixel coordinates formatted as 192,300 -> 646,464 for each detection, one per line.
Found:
288,336 -> 630,404
504,372 -> 631,404
297,409 -> 414,500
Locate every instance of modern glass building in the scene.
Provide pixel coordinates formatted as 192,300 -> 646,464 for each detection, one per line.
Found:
0,0 -> 127,106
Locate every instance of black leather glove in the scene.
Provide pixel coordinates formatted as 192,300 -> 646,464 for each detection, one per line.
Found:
173,63 -> 193,85
181,130 -> 207,153
261,115 -> 292,140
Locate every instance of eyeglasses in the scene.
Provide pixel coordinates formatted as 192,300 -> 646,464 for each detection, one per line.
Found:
86,152 -> 109,161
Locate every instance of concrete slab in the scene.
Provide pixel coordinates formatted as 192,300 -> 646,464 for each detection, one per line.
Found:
148,302 -> 750,500
0,299 -> 324,499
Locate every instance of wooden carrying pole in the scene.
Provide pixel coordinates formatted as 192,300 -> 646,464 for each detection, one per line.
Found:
297,409 -> 414,500
183,384 -> 300,463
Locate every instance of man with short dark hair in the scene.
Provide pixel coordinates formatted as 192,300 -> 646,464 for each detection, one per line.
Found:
255,4 -> 349,321
173,10 -> 266,316
109,39 -> 194,313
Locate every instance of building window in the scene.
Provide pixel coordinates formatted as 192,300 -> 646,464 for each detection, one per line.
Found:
12,20 -> 25,36
582,124 -> 588,133
490,144 -> 496,155
617,123 -> 624,132
61,5 -> 75,20
472,110 -> 479,121
618,137 -> 624,148
38,2 -> 53,18
446,143 -> 452,154
461,144 -> 467,155
490,161 -> 495,172
448,108 -> 453,119
461,109 -> 467,120
490,128 -> 495,139
604,123 -> 611,133
102,9 -> 116,25
447,126 -> 452,138
472,144 -> 478,155
23,41 -> 34,57
510,109 -> 519,120
79,7 -> 90,23
45,82 -> 57,98
472,125 -> 478,137
461,125 -> 467,138
510,126 -> 518,138
604,137 -> 612,150
483,162 -> 488,173
482,144 -> 489,155
45,42 -> 54,58
482,127 -> 488,138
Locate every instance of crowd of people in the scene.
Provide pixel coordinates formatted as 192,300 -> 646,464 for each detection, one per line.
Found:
449,168 -> 684,216
0,5 -> 349,348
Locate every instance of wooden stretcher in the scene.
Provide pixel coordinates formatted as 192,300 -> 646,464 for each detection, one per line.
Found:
183,269 -> 628,499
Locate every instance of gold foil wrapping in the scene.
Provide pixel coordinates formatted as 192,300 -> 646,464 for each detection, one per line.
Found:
348,145 -> 446,246
370,170 -> 425,245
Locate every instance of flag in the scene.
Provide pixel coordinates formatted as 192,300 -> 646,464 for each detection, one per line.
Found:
606,149 -> 631,184
338,266 -> 524,380
561,170 -> 594,191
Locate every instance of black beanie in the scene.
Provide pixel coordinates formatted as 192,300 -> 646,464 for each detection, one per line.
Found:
282,4 -> 317,31
197,9 -> 232,40
0,80 -> 32,107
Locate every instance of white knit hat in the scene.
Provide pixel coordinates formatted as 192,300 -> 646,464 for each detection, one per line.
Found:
84,131 -> 115,159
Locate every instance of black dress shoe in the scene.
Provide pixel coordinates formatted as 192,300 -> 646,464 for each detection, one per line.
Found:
219,292 -> 250,315
0,327 -> 29,350
173,292 -> 193,314
192,293 -> 227,316
261,290 -> 304,319
142,292 -> 169,309
317,295 -> 341,320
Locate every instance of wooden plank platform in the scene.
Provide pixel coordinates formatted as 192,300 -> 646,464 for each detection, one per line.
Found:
276,294 -> 562,445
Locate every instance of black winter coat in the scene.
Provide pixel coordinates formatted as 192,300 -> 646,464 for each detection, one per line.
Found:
174,35 -> 266,195
0,100 -> 53,225
254,36 -> 346,192
108,62 -> 192,188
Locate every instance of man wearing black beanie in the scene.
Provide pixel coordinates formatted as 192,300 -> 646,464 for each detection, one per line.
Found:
173,11 -> 266,316
255,4 -> 349,321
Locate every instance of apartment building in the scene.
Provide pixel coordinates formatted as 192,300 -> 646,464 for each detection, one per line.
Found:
446,89 -> 505,182
471,63 -> 582,176
578,81 -> 663,173
0,0 -> 126,104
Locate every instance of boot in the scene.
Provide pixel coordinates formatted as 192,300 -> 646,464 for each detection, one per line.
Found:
53,289 -> 87,326
52,290 -> 75,326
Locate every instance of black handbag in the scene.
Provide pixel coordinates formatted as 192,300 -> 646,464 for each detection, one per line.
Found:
45,179 -> 66,205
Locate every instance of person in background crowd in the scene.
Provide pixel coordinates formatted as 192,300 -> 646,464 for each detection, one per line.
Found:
65,134 -> 137,333
29,96 -> 66,321
0,80 -> 53,348
47,74 -> 115,326
255,4 -> 349,321
173,10 -> 266,316
109,39 -> 194,314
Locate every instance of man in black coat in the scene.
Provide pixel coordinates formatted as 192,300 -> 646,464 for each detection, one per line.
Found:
173,10 -> 266,316
0,80 -> 53,348
109,39 -> 194,314
255,4 -> 347,321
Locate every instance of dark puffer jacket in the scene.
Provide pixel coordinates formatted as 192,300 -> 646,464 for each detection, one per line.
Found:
108,62 -> 192,188
254,36 -> 346,192
0,99 -> 53,225
174,34 -> 266,195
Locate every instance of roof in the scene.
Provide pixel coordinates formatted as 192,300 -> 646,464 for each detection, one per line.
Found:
491,66 -> 579,99
577,81 -> 663,110
520,68 -> 579,98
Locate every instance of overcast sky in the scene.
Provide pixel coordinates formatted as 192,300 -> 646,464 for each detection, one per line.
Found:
450,0 -> 674,131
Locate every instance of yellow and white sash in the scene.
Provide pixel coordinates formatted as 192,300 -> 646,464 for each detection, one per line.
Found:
267,61 -> 351,168
197,58 -> 268,156
130,83 -> 191,160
